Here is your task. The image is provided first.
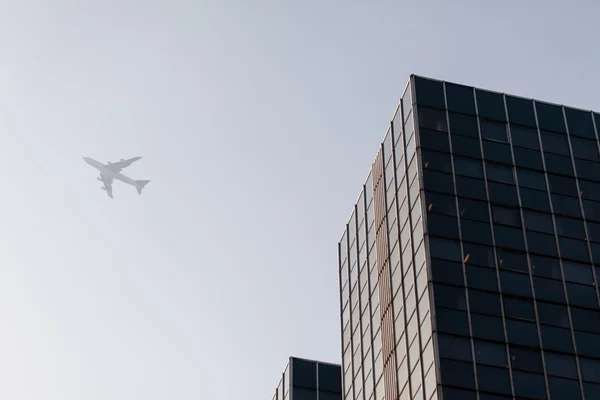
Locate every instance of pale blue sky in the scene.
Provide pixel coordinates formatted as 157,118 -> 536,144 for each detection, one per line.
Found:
0,1 -> 599,399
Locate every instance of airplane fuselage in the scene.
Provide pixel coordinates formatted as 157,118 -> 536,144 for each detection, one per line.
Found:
83,157 -> 136,186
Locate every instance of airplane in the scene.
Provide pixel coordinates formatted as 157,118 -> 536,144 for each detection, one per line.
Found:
83,156 -> 150,199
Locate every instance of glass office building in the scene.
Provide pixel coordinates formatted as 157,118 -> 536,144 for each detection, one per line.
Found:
271,357 -> 343,400
338,75 -> 600,400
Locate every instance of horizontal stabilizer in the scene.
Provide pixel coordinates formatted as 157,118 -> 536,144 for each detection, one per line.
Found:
135,180 -> 150,195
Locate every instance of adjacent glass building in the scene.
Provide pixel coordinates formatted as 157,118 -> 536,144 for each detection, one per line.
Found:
338,75 -> 600,400
271,357 -> 343,400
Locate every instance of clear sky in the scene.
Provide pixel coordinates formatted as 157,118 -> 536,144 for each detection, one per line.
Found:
0,1 -> 599,399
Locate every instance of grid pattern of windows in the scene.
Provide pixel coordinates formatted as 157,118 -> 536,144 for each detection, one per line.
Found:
415,75 -> 600,400
271,358 -> 342,400
339,80 -> 436,400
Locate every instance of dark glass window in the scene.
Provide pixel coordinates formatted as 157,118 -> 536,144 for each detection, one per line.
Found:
292,358 -> 317,388
476,365 -> 512,395
579,179 -> 600,201
580,357 -> 600,383
563,260 -> 594,285
471,314 -> 505,342
575,158 -> 600,181
469,290 -> 502,316
454,156 -> 483,179
548,376 -> 582,400
480,120 -> 508,142
460,219 -> 493,246
449,112 -> 479,138
419,107 -> 448,132
509,346 -> 543,373
497,249 -> 528,273
293,388 -> 317,400
566,107 -> 596,139
583,199 -> 600,222
462,242 -> 495,268
575,330 -> 600,359
527,230 -> 558,257
427,213 -> 460,239
537,301 -> 569,328
428,237 -> 462,262
506,319 -> 539,347
571,136 -> 599,161
494,225 -> 526,251
541,325 -> 574,353
488,182 -> 519,207
438,334 -> 472,362
567,282 -> 598,309
446,82 -> 476,115
476,89 -> 506,122
436,308 -> 470,336
500,271 -> 532,298
414,77 -> 445,109
492,205 -> 521,228
422,150 -> 452,173
441,387 -> 477,400
517,168 -> 547,191
541,130 -> 570,155
511,125 -> 540,149
504,297 -> 535,321
506,96 -> 536,127
486,163 -> 514,183
459,197 -> 489,223
439,359 -> 476,389
584,382 -> 600,400
587,220 -> 600,242
559,236 -> 591,263
547,174 -> 578,197
523,210 -> 555,234
452,135 -> 482,159
425,191 -> 456,217
513,371 -> 547,399
530,254 -> 562,279
466,265 -> 498,292
456,176 -> 487,201
536,102 -> 566,133
520,188 -> 551,212
434,283 -> 467,310
431,258 -> 464,287
419,128 -> 450,153
423,170 -> 454,195
544,153 -> 574,177
552,194 -> 582,218
483,141 -> 513,165
514,147 -> 544,170
555,216 -> 585,239
533,276 -> 566,304
318,363 -> 342,393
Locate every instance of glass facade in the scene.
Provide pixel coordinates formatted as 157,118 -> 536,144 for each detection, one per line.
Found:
271,357 -> 343,400
339,75 -> 600,400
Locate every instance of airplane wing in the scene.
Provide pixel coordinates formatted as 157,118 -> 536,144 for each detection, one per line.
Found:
99,174 -> 114,199
104,157 -> 142,173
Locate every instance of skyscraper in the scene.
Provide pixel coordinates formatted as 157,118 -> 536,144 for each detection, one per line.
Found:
338,75 -> 600,400
271,357 -> 343,400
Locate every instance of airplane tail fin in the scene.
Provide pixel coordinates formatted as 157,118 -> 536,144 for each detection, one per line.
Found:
135,180 -> 150,195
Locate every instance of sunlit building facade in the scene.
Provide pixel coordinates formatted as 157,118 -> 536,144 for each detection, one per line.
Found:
338,75 -> 600,399
271,357 -> 342,400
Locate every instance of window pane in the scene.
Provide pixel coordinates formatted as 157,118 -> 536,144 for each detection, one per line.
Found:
486,163 -> 514,184
483,141 -> 513,165
520,188 -> 551,212
429,237 -> 462,262
452,135 -> 482,158
530,254 -> 562,279
414,77 -> 445,109
437,334 -> 472,362
422,149 -> 452,173
504,297 -> 535,321
492,205 -> 521,228
425,191 -> 456,217
431,258 -> 464,287
423,170 -> 454,194
544,153 -> 574,176
574,158 -> 600,181
548,376 -> 582,400
500,271 -> 532,298
466,264 -> 498,292
494,225 -> 526,251
459,197 -> 490,223
473,340 -> 508,367
523,210 -> 555,234
460,219 -> 493,246
565,107 -> 596,139
480,120 -> 507,142
552,193 -> 582,218
514,147 -> 544,170
537,301 -> 569,327
545,352 -> 578,379
471,314 -> 505,342
488,182 -> 519,207
571,136 -> 600,161
436,308 -> 469,336
517,168 -> 547,191
476,89 -> 506,122
446,82 -> 476,115
454,156 -> 483,178
433,283 -> 467,310
440,359 -> 476,389
533,276 -> 566,304
541,130 -> 570,155
563,260 -> 594,285
506,319 -> 539,347
506,97 -> 537,127
476,365 -> 512,395
536,102 -> 566,133
497,249 -> 528,273
513,371 -> 547,399
469,290 -> 502,316
419,107 -> 448,132
510,346 -> 543,373
547,174 -> 578,197
541,325 -> 574,353
510,124 -> 540,149
456,176 -> 486,201
449,112 -> 479,138
462,242 -> 495,268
